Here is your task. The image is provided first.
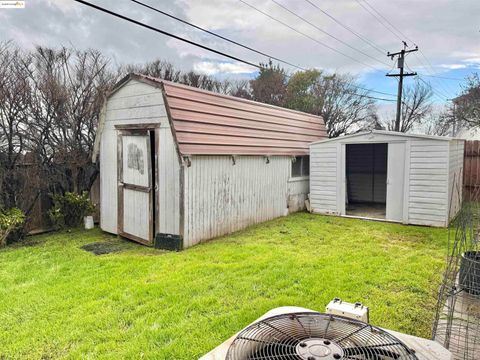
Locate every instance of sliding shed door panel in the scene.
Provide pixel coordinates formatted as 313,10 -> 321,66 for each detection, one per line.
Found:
386,142 -> 406,222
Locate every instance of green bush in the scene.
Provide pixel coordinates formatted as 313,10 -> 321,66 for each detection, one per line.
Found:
0,208 -> 26,247
49,192 -> 94,229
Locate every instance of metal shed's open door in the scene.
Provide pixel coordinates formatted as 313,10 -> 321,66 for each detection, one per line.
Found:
117,129 -> 154,245
386,142 -> 406,222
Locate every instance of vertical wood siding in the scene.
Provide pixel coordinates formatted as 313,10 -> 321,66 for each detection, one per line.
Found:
463,140 -> 480,201
182,156 -> 290,248
309,143 -> 338,214
100,79 -> 180,237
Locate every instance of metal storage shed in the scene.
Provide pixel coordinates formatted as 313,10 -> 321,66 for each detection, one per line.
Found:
93,73 -> 327,249
309,130 -> 464,227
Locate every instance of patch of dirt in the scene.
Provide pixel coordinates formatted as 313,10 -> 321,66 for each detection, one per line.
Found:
80,240 -> 131,255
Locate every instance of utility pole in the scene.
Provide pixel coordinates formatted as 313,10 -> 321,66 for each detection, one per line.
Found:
386,42 -> 418,131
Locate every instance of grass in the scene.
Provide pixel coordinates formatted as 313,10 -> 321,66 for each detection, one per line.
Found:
0,213 -> 448,359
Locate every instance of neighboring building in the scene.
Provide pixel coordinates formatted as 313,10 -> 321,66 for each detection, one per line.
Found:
309,130 -> 464,227
93,73 -> 327,249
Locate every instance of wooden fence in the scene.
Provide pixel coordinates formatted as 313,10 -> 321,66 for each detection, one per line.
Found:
464,140 -> 480,201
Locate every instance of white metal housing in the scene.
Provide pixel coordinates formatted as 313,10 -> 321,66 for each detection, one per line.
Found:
200,306 -> 452,360
309,131 -> 464,227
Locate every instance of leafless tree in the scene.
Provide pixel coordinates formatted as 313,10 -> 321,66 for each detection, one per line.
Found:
26,46 -> 116,194
312,74 -> 377,137
384,80 -> 433,133
0,41 -> 32,208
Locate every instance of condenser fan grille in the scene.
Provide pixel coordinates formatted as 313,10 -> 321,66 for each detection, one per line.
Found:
226,312 -> 418,360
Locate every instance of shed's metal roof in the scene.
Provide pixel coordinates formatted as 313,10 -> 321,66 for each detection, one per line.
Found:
129,74 -> 327,156
309,130 -> 462,146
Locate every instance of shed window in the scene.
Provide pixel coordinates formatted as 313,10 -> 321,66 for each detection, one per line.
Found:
292,156 -> 310,177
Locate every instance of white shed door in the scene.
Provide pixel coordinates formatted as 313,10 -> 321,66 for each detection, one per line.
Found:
386,142 -> 405,222
118,131 -> 153,244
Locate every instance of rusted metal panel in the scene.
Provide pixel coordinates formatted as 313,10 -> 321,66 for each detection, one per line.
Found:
179,145 -> 309,156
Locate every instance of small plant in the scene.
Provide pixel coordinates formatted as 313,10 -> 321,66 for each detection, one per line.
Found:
49,192 -> 95,229
0,208 -> 26,247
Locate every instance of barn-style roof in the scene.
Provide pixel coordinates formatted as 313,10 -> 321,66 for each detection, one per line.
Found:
93,73 -> 327,159
160,77 -> 327,156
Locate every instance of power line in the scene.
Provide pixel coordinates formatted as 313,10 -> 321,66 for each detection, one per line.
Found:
74,0 -> 397,103
73,0 -> 262,70
353,0 -> 456,101
270,0 -> 390,68
416,75 -> 450,102
304,0 -> 386,55
238,0 -> 382,71
361,0 -> 414,44
132,0 -> 396,98
130,0 -> 305,71
422,74 -> 465,81
354,0 -> 403,42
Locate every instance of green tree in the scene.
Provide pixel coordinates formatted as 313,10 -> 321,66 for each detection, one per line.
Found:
286,69 -> 321,114
250,60 -> 287,106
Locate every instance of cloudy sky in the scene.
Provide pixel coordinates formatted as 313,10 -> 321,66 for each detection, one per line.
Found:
1,0 -> 479,107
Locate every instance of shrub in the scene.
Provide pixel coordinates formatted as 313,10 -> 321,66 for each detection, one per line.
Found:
49,192 -> 95,229
0,208 -> 26,247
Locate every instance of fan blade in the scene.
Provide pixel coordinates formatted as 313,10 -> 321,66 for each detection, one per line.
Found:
344,346 -> 401,359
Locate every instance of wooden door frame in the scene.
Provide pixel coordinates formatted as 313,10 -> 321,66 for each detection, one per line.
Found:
116,124 -> 159,245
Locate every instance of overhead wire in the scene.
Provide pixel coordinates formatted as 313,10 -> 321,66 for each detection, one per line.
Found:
74,0 -> 397,103
354,0 -> 458,101
269,0 -> 391,68
238,0 -> 383,72
131,0 -> 396,99
303,0 -> 387,55
130,0 -> 306,71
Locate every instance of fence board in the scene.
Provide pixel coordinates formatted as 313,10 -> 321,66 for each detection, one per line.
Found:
464,140 -> 480,201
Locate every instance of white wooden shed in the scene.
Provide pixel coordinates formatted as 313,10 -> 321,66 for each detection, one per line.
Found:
309,130 -> 464,227
93,74 -> 327,250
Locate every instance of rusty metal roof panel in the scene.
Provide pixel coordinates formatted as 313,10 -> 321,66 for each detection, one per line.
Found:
134,74 -> 327,156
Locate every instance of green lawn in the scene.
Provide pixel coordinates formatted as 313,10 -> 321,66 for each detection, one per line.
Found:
0,213 -> 448,359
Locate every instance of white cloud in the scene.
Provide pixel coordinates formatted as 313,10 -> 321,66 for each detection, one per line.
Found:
193,60 -> 257,75
439,64 -> 467,70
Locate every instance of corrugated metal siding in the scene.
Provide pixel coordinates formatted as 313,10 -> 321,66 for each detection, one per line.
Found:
100,79 -> 180,236
288,178 -> 309,213
309,142 -> 338,214
448,140 -> 464,221
408,139 -> 449,226
183,156 -> 290,248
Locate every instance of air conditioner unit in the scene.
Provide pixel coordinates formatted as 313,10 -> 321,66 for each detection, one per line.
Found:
200,305 -> 452,360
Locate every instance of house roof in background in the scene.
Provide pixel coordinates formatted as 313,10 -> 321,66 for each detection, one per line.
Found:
129,73 -> 327,156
